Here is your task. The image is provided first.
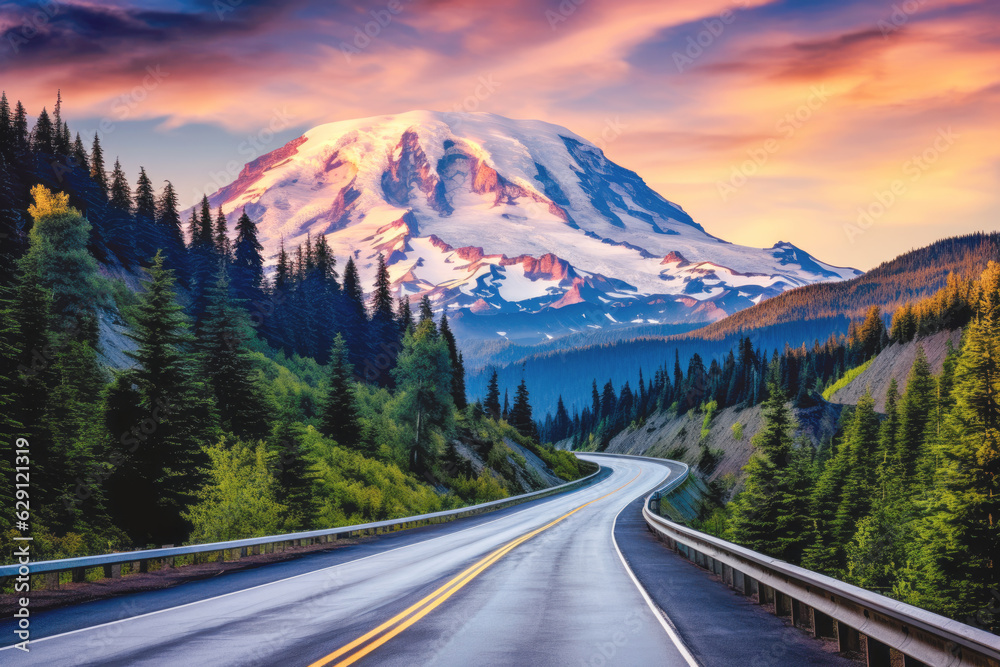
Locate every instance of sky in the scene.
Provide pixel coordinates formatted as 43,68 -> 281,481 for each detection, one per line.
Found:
1,0 -> 998,270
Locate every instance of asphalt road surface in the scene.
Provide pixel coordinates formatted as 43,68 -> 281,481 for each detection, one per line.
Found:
2,455 -> 700,666
2,454 -> 852,666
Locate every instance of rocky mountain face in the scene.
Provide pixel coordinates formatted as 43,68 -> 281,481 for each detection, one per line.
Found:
204,110 -> 859,342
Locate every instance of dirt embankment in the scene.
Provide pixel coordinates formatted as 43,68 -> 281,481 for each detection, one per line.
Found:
829,329 -> 961,411
605,401 -> 843,483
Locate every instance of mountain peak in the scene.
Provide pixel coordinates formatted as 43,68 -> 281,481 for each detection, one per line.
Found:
204,111 -> 860,342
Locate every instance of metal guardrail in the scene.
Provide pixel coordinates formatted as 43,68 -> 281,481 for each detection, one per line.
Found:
591,451 -> 1000,667
0,464 -> 604,582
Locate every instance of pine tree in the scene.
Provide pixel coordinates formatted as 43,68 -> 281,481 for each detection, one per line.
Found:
439,313 -> 467,410
502,389 -> 510,421
418,294 -> 435,329
156,180 -> 187,272
397,296 -> 415,335
23,185 -> 102,343
0,92 -> 11,161
90,133 -> 108,197
72,133 -> 88,171
341,257 -> 368,369
31,107 -> 53,154
109,158 -> 132,213
897,345 -> 935,482
554,396 -> 571,442
484,369 -> 501,419
52,91 -> 71,157
195,268 -> 270,440
232,207 -> 265,310
214,206 -> 231,262
900,309 -> 1000,620
197,196 -> 214,248
12,102 -> 28,155
510,378 -> 537,441
267,421 -> 316,530
319,334 -> 362,450
727,383 -> 811,562
392,320 -> 454,470
110,252 -> 218,545
368,253 -> 399,387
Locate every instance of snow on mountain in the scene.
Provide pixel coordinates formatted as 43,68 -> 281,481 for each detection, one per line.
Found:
204,110 -> 860,341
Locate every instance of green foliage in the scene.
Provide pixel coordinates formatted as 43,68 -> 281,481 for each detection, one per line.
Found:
392,320 -> 455,469
305,426 -> 444,525
700,399 -> 718,440
731,422 -> 744,441
822,358 -> 874,401
185,438 -> 288,543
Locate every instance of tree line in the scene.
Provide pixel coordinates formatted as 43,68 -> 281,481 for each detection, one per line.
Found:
0,93 -> 572,562
724,262 -> 999,630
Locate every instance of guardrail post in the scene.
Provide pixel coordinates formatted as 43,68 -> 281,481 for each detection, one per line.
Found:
757,583 -> 773,606
71,567 -> 86,583
862,635 -> 892,667
774,590 -> 792,618
813,610 -> 836,640
44,572 -> 59,590
837,622 -> 862,655
103,563 -> 121,579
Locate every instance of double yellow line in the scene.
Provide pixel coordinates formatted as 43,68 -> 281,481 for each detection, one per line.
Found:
308,471 -> 640,667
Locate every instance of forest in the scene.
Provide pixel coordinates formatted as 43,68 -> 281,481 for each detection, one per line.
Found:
0,93 -> 584,565
550,258 -> 998,632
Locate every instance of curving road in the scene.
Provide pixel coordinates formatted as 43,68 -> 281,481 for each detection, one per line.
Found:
2,455 -> 696,666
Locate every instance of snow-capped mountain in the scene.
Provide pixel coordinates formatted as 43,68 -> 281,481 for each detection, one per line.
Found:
205,110 -> 860,341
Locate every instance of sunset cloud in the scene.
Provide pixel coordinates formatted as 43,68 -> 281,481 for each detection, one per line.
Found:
1,0 -> 997,269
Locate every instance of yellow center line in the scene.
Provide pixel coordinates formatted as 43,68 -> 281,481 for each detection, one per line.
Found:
308,469 -> 642,667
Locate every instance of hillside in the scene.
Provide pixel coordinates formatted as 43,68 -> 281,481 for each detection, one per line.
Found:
478,233 -> 1000,415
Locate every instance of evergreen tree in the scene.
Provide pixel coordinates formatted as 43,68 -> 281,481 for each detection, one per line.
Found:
267,421 -> 316,530
319,334 -> 363,450
418,294 -> 435,327
341,257 -> 368,369
484,369 -> 501,419
727,383 -> 811,562
553,396 -> 571,442
72,133 -> 88,171
89,133 -> 108,197
197,196 -> 214,248
23,186 -> 102,343
368,253 -> 399,387
439,313 -> 467,410
899,275 -> 1000,620
12,102 -> 28,155
0,92 -> 11,160
232,207 -> 265,310
397,296 -> 415,334
392,320 -> 454,470
195,268 -> 270,440
109,252 -> 217,545
214,206 -> 231,262
155,180 -> 187,273
31,107 -> 53,153
510,378 -> 538,441
109,158 -> 132,213
897,346 -> 935,482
